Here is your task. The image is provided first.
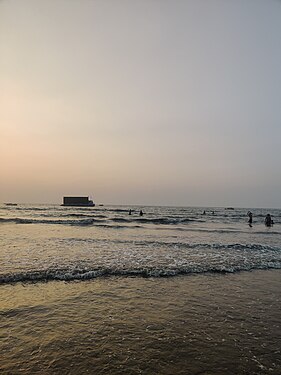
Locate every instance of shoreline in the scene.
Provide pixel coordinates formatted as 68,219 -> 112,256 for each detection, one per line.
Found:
1,269 -> 280,374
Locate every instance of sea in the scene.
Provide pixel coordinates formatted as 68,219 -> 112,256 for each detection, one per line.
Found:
0,204 -> 280,374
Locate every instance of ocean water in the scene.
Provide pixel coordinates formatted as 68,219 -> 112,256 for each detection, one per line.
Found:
0,204 -> 281,374
0,204 -> 280,282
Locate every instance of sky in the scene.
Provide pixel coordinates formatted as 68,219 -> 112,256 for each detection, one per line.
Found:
1,0 -> 281,208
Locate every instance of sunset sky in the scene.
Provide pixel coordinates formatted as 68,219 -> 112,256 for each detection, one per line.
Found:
1,0 -> 281,207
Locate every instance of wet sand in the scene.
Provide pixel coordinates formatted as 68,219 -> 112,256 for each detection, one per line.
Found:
0,270 -> 280,374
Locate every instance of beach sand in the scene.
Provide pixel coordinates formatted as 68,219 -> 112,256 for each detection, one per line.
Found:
1,269 -> 280,374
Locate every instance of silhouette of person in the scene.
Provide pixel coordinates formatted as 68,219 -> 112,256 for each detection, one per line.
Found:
247,211 -> 253,224
129,209 -> 132,215
139,210 -> 143,216
265,214 -> 273,226
203,210 -> 206,215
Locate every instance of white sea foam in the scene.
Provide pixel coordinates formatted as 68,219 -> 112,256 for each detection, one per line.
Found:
1,204 -> 280,284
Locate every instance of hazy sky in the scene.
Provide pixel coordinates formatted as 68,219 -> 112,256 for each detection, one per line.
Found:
1,0 -> 281,207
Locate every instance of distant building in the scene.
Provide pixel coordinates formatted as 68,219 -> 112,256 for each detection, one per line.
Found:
62,196 -> 95,207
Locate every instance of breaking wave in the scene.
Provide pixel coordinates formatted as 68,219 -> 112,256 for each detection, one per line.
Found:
0,217 -> 95,226
110,217 -> 203,224
0,262 -> 280,285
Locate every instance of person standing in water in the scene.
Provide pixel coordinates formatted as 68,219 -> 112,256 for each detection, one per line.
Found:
247,211 -> 253,225
265,213 -> 273,226
139,210 -> 143,216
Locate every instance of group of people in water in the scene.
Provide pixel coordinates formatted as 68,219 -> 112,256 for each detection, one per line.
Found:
129,208 -> 274,226
201,209 -> 274,227
129,209 -> 143,216
247,211 -> 274,227
202,210 -> 215,215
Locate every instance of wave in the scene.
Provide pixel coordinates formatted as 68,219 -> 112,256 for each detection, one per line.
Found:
0,216 -> 206,226
1,217 -> 280,234
63,213 -> 106,219
95,223 -> 143,229
0,262 -> 280,285
51,236 -> 281,253
0,217 -> 95,226
110,217 -> 204,225
136,217 -> 195,224
153,226 -> 281,235
126,240 -> 281,252
105,208 -> 130,213
1,206 -> 56,211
